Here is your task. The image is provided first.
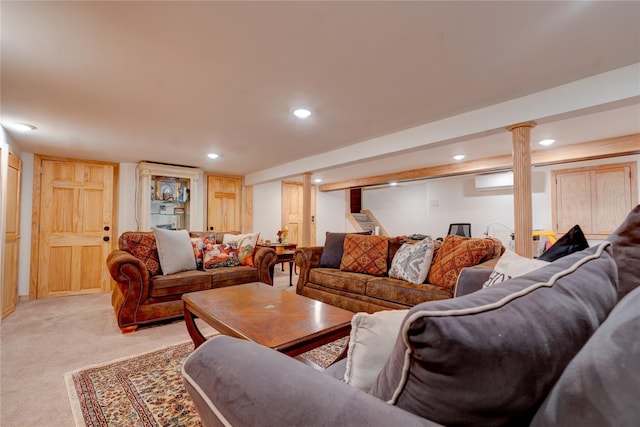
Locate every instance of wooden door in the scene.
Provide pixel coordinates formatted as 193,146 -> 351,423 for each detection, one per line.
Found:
2,152 -> 21,318
34,158 -> 116,298
282,182 -> 316,246
207,175 -> 242,232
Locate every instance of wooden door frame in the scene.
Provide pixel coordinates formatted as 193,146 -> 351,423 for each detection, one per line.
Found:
29,155 -> 119,299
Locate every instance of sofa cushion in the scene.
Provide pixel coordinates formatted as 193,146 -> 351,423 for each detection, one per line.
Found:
366,277 -> 452,305
153,228 -> 197,275
119,232 -> 162,276
607,204 -> 640,299
371,242 -> 618,427
537,224 -> 589,262
427,235 -> 497,289
223,232 -> 259,266
149,270 -> 211,298
388,237 -> 434,284
531,285 -> 640,427
340,235 -> 389,276
344,310 -> 408,391
309,268 -> 368,295
205,266 -> 258,288
482,249 -> 548,288
319,231 -> 372,269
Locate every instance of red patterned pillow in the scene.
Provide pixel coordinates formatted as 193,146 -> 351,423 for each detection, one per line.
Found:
340,235 -> 390,276
203,243 -> 240,269
119,232 -> 162,276
191,235 -> 217,270
427,235 -> 496,289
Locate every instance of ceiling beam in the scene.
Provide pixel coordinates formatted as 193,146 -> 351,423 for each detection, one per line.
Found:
318,133 -> 640,192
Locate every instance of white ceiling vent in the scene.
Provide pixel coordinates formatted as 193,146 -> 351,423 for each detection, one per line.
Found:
475,171 -> 514,191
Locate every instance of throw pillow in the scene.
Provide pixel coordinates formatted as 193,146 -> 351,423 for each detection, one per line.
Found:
119,232 -> 162,276
426,234 -> 497,289
153,228 -> 197,275
537,224 -> 589,262
344,309 -> 409,391
319,231 -> 372,268
190,235 -> 217,270
530,285 -> 640,427
340,234 -> 389,276
370,242 -> 618,427
607,204 -> 640,300
388,237 -> 435,284
482,249 -> 549,288
203,243 -> 240,269
222,232 -> 260,266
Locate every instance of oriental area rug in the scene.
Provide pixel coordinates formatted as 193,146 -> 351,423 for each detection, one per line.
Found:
65,338 -> 348,427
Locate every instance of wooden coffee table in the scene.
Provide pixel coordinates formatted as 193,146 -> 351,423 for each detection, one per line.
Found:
182,282 -> 353,357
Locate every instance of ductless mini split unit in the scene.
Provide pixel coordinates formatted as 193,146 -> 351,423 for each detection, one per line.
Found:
474,171 -> 514,191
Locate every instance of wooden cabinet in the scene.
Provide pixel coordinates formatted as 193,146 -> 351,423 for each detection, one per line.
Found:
552,162 -> 637,238
206,175 -> 242,232
137,162 -> 201,231
3,152 -> 21,318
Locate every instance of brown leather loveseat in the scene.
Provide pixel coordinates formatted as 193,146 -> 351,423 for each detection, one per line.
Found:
295,234 -> 503,313
107,231 -> 276,333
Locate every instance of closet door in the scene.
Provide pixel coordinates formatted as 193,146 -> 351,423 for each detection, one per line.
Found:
3,152 -> 21,318
207,175 -> 242,232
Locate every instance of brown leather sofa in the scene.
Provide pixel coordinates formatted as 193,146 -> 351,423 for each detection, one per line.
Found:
294,236 -> 503,313
107,231 -> 277,333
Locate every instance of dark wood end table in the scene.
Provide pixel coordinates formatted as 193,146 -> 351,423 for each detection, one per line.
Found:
182,282 -> 353,357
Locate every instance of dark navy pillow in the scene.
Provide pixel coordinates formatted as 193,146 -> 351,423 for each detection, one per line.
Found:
538,224 -> 588,262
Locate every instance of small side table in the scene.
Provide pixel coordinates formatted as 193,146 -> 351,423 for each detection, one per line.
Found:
261,243 -> 297,286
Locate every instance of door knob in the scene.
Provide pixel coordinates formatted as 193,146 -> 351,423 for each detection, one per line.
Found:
103,236 -> 110,242
104,226 -> 110,231
209,226 -> 215,231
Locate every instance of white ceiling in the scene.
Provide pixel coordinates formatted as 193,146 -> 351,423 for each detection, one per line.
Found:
2,1 -> 639,185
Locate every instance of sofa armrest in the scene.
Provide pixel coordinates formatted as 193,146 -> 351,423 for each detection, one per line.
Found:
182,336 -> 441,427
253,246 -> 277,285
454,267 -> 493,297
294,246 -> 324,292
107,250 -> 152,332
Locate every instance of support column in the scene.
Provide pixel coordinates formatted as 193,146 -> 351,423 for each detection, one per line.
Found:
508,121 -> 536,258
302,172 -> 312,246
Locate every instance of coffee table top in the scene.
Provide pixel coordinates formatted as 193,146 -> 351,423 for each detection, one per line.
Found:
182,282 -> 353,355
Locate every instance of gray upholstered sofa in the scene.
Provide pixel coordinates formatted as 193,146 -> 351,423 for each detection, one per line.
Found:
182,206 -> 640,427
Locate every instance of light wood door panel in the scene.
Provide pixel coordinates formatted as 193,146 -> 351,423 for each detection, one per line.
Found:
207,176 -> 242,232
552,162 -> 636,238
282,182 -> 316,246
555,171 -> 591,233
2,152 -> 21,318
37,159 -> 115,298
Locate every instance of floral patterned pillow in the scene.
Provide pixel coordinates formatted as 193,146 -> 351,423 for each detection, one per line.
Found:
203,243 -> 240,269
389,237 -> 435,284
222,233 -> 260,266
191,235 -> 217,270
340,234 -> 390,277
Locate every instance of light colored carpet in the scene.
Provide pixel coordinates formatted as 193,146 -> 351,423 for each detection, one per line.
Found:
1,268 -> 298,427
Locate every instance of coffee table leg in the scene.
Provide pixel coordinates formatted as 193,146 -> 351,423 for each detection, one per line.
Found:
184,303 -> 207,349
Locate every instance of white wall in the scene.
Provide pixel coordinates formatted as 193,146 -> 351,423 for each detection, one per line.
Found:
316,189 -> 348,246
252,181 -> 282,243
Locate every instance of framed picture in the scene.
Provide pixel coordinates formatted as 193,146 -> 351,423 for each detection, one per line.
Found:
155,179 -> 178,201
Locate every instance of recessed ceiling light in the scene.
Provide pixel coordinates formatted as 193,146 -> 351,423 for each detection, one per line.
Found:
453,154 -> 465,161
293,108 -> 311,119
207,153 -> 219,159
539,139 -> 556,146
389,182 -> 398,186
3,122 -> 36,132
314,178 -> 322,183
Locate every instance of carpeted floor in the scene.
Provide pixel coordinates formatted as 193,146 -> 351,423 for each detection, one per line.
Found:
1,267 -> 301,427
65,337 -> 347,427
